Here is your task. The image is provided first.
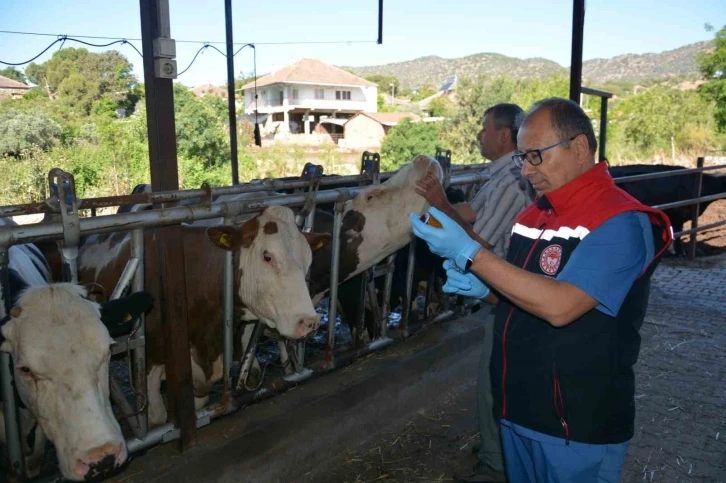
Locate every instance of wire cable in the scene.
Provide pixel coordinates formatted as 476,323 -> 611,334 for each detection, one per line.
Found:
0,29 -> 376,46
0,36 -> 142,66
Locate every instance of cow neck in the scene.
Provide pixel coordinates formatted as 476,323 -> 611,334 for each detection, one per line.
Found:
535,162 -> 612,215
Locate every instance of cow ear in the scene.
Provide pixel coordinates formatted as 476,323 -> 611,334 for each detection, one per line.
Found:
302,232 -> 331,252
364,188 -> 384,203
0,316 -> 16,352
207,226 -> 243,251
99,291 -> 154,339
207,217 -> 260,251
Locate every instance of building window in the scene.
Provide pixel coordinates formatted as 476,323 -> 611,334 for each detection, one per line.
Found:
315,89 -> 324,99
279,91 -> 284,105
292,89 -> 299,100
336,90 -> 351,100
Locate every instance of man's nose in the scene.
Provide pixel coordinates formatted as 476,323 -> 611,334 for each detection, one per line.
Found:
521,159 -> 534,177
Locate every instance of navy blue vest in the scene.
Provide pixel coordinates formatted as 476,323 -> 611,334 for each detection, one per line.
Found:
490,163 -> 673,445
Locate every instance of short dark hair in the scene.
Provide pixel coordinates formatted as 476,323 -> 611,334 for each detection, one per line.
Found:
483,103 -> 525,146
524,97 -> 597,156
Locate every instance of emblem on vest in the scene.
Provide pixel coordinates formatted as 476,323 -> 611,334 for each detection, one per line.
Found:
539,244 -> 562,275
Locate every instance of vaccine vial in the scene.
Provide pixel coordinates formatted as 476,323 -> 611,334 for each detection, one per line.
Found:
419,212 -> 443,228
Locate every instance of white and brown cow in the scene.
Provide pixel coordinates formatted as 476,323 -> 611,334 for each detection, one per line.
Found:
72,204 -> 329,426
0,218 -> 151,481
307,154 -> 444,306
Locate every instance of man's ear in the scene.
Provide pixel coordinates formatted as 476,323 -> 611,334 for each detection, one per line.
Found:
498,127 -> 511,146
573,133 -> 590,162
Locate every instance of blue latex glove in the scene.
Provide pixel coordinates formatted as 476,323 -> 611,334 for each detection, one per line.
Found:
409,207 -> 482,271
442,259 -> 491,299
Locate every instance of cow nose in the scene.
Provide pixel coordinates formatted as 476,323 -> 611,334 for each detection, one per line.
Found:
297,315 -> 320,337
71,442 -> 125,480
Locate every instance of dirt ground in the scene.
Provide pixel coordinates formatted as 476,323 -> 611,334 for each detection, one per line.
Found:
297,203 -> 726,483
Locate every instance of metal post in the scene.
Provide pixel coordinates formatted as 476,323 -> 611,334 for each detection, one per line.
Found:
52,170 -> 80,284
377,0 -> 383,44
139,0 -> 197,451
130,228 -> 148,438
222,221 -> 234,398
0,245 -> 25,481
225,0 -> 239,185
687,157 -> 705,260
599,96 -> 608,162
380,253 -> 396,339
327,201 -> 344,353
401,238 -> 416,337
365,272 -> 382,340
569,0 -> 585,103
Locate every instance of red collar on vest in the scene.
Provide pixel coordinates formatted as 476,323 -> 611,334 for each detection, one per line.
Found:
534,162 -> 612,214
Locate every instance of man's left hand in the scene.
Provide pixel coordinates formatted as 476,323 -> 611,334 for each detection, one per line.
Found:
415,171 -> 449,212
409,207 -> 482,271
442,259 -> 491,298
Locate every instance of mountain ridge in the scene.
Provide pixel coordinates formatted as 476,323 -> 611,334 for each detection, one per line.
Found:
342,40 -> 714,90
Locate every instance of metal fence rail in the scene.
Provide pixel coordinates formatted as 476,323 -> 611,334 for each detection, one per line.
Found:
2,155 -> 726,482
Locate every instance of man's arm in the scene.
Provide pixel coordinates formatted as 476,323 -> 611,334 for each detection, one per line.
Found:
453,202 -> 477,224
468,212 -> 653,326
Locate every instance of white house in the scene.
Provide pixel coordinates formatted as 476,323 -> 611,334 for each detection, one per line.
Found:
241,58 -> 378,138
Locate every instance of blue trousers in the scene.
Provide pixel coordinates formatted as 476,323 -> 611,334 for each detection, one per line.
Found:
499,419 -> 629,483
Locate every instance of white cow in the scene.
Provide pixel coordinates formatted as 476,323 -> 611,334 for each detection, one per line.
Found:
0,218 -> 150,481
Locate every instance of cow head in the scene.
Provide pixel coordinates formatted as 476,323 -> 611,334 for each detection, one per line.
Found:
344,154 -> 444,271
0,284 -> 153,481
207,205 -> 328,339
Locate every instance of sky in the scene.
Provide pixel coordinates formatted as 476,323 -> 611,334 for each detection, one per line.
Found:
2,0 -> 725,89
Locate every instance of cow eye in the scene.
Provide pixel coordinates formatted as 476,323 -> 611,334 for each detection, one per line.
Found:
19,366 -> 32,376
263,251 -> 273,263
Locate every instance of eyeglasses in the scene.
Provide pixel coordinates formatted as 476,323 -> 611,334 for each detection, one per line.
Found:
512,135 -> 580,169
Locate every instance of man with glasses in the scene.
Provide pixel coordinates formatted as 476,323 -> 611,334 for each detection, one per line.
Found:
414,103 -> 534,483
410,98 -> 673,482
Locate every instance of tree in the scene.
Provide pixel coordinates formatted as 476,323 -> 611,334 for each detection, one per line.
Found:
438,76 -> 516,164
411,85 -> 437,102
697,24 -> 726,132
0,109 -> 62,156
0,67 -> 26,84
175,94 -> 229,167
25,48 -> 136,104
365,75 -> 400,96
380,119 -> 443,171
618,86 -> 711,157
377,94 -> 396,112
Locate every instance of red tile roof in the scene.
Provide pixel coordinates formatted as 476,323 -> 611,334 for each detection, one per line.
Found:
242,58 -> 376,90
0,75 -> 30,90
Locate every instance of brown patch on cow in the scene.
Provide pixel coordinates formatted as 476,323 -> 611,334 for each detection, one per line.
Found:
342,210 -> 366,234
263,221 -> 278,235
9,306 -> 21,318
